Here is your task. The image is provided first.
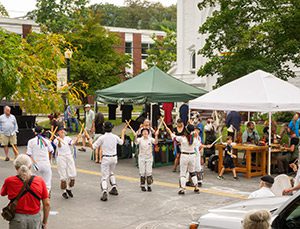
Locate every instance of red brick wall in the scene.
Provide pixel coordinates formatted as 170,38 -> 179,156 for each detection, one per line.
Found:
132,33 -> 142,76
22,24 -> 32,38
113,32 -> 125,54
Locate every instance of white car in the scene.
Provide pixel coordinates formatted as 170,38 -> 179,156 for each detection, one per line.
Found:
190,191 -> 300,229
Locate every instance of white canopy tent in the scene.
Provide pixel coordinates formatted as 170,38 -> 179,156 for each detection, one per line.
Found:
189,70 -> 300,174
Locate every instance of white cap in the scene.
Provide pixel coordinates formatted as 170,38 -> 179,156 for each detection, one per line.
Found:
84,104 -> 91,108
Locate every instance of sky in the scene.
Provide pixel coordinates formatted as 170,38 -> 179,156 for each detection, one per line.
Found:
1,0 -> 177,18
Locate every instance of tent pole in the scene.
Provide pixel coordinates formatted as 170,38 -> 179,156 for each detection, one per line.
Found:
248,112 -> 250,122
268,112 -> 272,175
188,108 -> 191,121
150,103 -> 153,127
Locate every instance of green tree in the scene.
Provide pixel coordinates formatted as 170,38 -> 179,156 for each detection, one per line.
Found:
197,0 -> 300,87
0,30 -> 21,99
90,0 -> 177,30
66,11 -> 130,94
0,3 -> 8,16
146,28 -> 176,72
0,29 -> 85,113
33,0 -> 88,33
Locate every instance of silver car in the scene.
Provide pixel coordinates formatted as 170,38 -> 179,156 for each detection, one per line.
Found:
190,191 -> 300,229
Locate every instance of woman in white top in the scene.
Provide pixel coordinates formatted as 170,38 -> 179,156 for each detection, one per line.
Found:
134,128 -> 158,192
166,123 -> 211,195
194,127 -> 204,186
53,127 -> 79,199
27,126 -> 54,193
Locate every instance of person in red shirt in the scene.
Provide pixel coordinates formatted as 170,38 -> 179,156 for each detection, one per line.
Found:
1,154 -> 50,229
162,102 -> 174,129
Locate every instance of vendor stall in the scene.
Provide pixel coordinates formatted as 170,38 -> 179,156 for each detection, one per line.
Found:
96,66 -> 207,166
189,70 -> 300,175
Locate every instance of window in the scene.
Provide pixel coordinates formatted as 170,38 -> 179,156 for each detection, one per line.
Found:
125,42 -> 132,55
283,201 -> 300,228
141,43 -> 151,59
191,52 -> 196,69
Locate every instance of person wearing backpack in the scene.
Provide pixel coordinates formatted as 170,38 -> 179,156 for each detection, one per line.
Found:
1,154 -> 50,229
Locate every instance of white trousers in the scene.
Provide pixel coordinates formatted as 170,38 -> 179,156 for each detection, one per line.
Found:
195,152 -> 203,172
35,161 -> 52,191
180,154 -> 197,189
57,154 -> 77,181
101,156 -> 117,192
138,155 -> 153,177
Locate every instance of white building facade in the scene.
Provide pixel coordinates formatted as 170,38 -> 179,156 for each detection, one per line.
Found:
173,0 -> 300,91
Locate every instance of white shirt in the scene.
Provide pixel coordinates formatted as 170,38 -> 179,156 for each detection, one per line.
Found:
248,187 -> 275,199
295,167 -> 300,186
195,135 -> 202,155
53,136 -> 73,156
171,133 -> 199,153
27,136 -> 53,162
85,110 -> 95,130
135,137 -> 155,158
0,114 -> 18,136
93,132 -> 123,156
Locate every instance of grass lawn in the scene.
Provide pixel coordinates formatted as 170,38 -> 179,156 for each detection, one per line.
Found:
97,104 -> 143,113
36,120 -> 51,129
219,124 -> 289,144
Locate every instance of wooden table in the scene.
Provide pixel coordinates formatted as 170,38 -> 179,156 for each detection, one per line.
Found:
216,144 -> 268,178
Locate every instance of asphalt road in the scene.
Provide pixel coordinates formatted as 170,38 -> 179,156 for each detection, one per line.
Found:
0,146 -> 260,229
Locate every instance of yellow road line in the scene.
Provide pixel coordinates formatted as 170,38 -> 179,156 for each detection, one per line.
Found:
1,156 -> 247,199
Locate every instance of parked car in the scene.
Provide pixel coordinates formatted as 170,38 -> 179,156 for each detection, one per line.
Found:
190,191 -> 300,229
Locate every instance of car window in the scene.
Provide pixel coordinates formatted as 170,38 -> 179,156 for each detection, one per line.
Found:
283,200 -> 300,229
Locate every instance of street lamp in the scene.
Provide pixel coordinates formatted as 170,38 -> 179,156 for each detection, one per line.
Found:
63,49 -> 73,110
64,49 -> 73,82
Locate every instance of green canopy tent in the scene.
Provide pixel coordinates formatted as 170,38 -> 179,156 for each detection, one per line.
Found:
95,66 -> 207,104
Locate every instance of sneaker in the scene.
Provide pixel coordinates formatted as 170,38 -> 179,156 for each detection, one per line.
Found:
178,190 -> 185,195
172,169 -> 177,173
147,186 -> 152,192
4,157 -> 9,161
62,192 -> 68,199
101,192 -> 108,201
217,176 -> 225,180
141,186 -> 147,192
78,147 -> 86,152
109,187 -> 118,196
233,176 -> 239,180
66,189 -> 73,198
194,187 -> 200,193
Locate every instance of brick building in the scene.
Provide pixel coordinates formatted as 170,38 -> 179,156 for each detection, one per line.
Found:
0,17 -> 40,38
105,26 -> 165,76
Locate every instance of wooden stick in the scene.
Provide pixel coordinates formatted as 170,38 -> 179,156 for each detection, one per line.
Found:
78,123 -> 85,136
125,120 -> 136,134
161,119 -> 169,130
84,128 -> 90,139
47,130 -> 65,144
211,135 -> 223,145
157,117 -> 164,131
11,144 -> 19,154
50,126 -> 58,140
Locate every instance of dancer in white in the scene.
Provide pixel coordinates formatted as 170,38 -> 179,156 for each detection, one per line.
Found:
165,122 -> 212,195
194,127 -> 204,186
27,126 -> 54,193
89,122 -> 126,201
53,127 -> 79,199
134,128 -> 158,192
